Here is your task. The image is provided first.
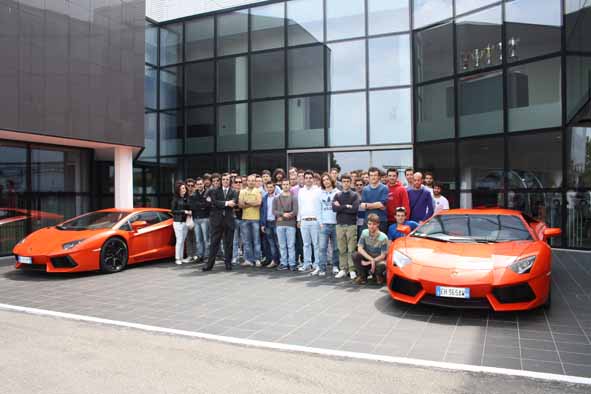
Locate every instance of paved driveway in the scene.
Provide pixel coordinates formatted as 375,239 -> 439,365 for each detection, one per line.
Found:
0,250 -> 590,378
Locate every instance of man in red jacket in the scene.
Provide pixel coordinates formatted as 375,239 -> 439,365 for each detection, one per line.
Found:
386,168 -> 410,229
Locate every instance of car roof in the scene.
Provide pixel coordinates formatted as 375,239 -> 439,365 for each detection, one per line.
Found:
436,208 -> 524,216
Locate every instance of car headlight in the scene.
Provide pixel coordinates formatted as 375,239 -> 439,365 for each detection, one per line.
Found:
393,250 -> 412,268
62,239 -> 85,250
510,255 -> 536,275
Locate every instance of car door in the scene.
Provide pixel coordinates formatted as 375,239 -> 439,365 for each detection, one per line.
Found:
127,211 -> 168,263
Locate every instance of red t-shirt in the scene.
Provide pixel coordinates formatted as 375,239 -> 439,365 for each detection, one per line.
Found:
386,182 -> 410,222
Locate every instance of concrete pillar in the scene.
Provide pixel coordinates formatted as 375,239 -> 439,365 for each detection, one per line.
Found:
114,146 -> 133,209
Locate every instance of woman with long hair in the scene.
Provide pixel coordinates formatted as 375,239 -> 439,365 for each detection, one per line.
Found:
171,181 -> 191,265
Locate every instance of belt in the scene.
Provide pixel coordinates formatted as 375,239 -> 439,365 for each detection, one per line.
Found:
302,217 -> 317,221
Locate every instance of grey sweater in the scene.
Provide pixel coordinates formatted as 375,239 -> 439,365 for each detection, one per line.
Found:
272,194 -> 298,227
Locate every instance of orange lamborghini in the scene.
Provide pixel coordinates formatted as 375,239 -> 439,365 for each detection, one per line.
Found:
387,209 -> 561,311
13,208 -> 175,273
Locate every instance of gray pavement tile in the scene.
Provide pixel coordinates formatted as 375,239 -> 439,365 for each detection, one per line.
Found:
522,359 -> 564,375
307,338 -> 346,350
340,341 -> 375,353
408,347 -> 446,361
446,341 -> 484,355
553,333 -> 590,344
521,348 -> 561,363
484,344 -> 521,359
559,351 -> 591,366
563,363 -> 591,378
519,329 -> 554,341
275,333 -> 313,346
374,343 -> 414,357
556,341 -> 591,354
220,327 -> 257,339
549,324 -> 587,336
485,335 -> 520,348
444,351 -> 483,365
520,339 -> 558,351
482,355 -> 522,370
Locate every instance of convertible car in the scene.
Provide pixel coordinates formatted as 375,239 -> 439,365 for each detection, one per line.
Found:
387,209 -> 561,311
13,208 -> 174,273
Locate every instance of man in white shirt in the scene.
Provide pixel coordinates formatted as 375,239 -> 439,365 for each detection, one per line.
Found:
433,183 -> 450,213
297,170 -> 322,272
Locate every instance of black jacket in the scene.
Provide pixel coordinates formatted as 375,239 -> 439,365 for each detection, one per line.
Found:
171,196 -> 190,222
190,190 -> 210,219
208,187 -> 239,221
332,190 -> 360,225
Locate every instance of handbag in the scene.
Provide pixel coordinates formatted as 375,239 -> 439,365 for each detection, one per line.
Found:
185,215 -> 195,230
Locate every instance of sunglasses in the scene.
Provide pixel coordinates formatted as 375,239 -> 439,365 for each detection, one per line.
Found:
186,184 -> 195,187
234,181 -> 242,184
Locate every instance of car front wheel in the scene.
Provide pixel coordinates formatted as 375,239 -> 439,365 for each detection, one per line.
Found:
100,238 -> 128,273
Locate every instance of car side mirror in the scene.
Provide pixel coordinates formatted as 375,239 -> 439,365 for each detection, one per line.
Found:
543,228 -> 561,239
397,225 -> 411,235
131,220 -> 148,232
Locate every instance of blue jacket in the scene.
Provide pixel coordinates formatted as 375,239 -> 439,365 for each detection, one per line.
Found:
260,190 -> 280,227
387,220 -> 419,241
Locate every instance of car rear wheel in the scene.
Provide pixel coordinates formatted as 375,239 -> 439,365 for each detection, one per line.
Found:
100,238 -> 128,273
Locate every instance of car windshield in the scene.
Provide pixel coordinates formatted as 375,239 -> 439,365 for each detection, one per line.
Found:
57,211 -> 129,230
412,214 -> 533,243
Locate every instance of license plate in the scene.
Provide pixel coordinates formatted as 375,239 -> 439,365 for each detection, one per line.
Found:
17,256 -> 32,264
436,286 -> 470,299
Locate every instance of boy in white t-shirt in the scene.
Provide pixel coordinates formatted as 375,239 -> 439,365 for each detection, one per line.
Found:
433,183 -> 449,213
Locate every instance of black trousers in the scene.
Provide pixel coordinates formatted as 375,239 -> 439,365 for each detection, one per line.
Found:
352,252 -> 386,279
207,214 -> 235,268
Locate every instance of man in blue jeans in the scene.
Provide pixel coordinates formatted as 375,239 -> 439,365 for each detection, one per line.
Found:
239,174 -> 263,267
190,177 -> 210,263
260,181 -> 280,268
316,173 -> 339,276
297,170 -> 321,272
274,179 -> 298,270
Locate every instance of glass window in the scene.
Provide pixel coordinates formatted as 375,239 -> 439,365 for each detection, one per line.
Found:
413,0 -> 452,29
159,110 -> 183,156
251,2 -> 285,51
160,157 -> 184,194
456,0 -> 498,16
288,96 -> 325,148
566,0 -> 591,53
252,99 -> 285,150
185,61 -> 214,106
217,11 -> 248,56
327,40 -> 366,92
328,92 -> 366,147
369,35 -> 411,88
326,0 -> 365,41
415,142 -> 456,189
288,45 -> 324,95
133,167 -> 144,194
371,149 -> 413,175
416,79 -> 455,141
250,152 -> 286,174
288,152 -> 328,173
369,89 -> 412,144
509,191 -> 562,245
459,137 -> 504,191
217,153 -> 248,175
186,107 -> 215,154
287,0 -> 324,46
185,17 -> 214,61
159,66 -> 182,110
145,22 -> 158,65
186,155 -> 219,177
145,65 -> 157,110
160,23 -> 182,66
139,112 -> 157,161
506,0 -> 561,62
566,56 -> 591,121
414,22 -> 453,83
368,0 -> 409,35
568,127 -> 591,188
30,147 -> 89,193
509,131 -> 563,189
217,56 -> 248,102
566,190 -> 591,248
459,70 -> 503,137
508,57 -> 561,132
251,50 -> 285,99
217,103 -> 248,152
331,151 -> 370,174
456,6 -> 502,73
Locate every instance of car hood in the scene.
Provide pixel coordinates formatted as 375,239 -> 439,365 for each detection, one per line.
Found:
399,237 -> 539,270
16,226 -> 106,255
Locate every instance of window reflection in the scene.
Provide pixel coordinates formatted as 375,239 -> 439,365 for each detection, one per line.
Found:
566,56 -> 591,121
288,96 -> 325,148
159,66 -> 182,109
140,112 -> 157,161
326,0 -> 365,41
508,131 -> 563,189
217,103 -> 248,152
287,0 -> 324,46
568,127 -> 591,188
369,35 -> 411,88
416,79 -> 455,141
413,0 -> 452,29
415,142 -> 456,188
185,17 -> 214,61
565,0 -> 591,53
459,70 -> 503,137
456,0 -> 498,16
327,40 -> 366,92
160,24 -> 182,66
252,99 -> 285,150
186,107 -> 215,154
368,0 -> 409,35
217,56 -> 248,102
145,22 -> 158,65
185,61 -> 214,106
288,152 -> 327,173
566,190 -> 591,248
288,45 -> 324,95
145,65 -> 157,109
217,11 -> 248,56
459,137 -> 504,191
369,89 -> 411,144
328,92 -> 366,147
159,110 -> 184,156
251,3 -> 285,51
414,22 -> 454,83
456,6 -> 502,73
331,151 -> 370,174
251,50 -> 285,99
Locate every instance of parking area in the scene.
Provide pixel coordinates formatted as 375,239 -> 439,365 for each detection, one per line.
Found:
1,250 -> 590,378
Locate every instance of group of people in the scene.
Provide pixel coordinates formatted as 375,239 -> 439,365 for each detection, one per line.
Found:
170,166 -> 449,285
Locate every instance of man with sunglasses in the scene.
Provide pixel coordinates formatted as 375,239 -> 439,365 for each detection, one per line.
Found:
184,178 -> 197,262
190,178 -> 210,263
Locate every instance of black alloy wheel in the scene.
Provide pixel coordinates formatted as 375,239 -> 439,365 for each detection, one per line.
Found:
100,238 -> 128,273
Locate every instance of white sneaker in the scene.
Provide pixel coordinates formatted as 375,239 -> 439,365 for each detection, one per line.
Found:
310,267 -> 320,276
332,266 -> 339,274
241,260 -> 254,267
182,257 -> 192,263
267,261 -> 278,268
318,270 -> 326,277
175,260 -> 182,265
335,270 -> 347,279
255,260 -> 262,267
350,271 -> 357,280
298,265 -> 311,272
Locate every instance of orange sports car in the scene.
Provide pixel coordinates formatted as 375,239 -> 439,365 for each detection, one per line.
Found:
13,208 -> 175,273
387,209 -> 561,311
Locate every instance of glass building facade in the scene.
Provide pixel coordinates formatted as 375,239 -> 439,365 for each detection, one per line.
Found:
130,0 -> 591,250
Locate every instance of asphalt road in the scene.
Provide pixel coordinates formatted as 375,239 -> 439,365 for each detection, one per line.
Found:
0,310 -> 588,394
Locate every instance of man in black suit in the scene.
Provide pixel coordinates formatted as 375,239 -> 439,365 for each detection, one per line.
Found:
204,173 -> 238,271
